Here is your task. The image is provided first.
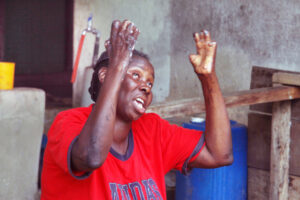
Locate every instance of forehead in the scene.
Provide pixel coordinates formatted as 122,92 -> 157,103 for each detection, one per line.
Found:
128,55 -> 155,77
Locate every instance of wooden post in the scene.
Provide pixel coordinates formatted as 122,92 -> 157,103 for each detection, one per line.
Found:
270,101 -> 291,200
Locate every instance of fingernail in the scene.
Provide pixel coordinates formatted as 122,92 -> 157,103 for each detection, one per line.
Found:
208,42 -> 216,47
113,20 -> 120,26
204,30 -> 209,35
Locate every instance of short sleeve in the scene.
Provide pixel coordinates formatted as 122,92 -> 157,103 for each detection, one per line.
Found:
151,114 -> 205,174
45,107 -> 91,175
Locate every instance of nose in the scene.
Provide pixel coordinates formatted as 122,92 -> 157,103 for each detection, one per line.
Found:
139,82 -> 151,94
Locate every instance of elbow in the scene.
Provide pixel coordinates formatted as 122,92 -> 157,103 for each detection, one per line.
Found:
84,145 -> 109,170
72,139 -> 108,171
86,159 -> 102,170
222,155 -> 234,166
86,154 -> 107,170
216,153 -> 234,167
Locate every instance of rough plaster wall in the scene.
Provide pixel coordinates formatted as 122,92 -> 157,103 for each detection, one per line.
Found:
73,0 -> 171,105
170,0 -> 300,97
169,0 -> 300,124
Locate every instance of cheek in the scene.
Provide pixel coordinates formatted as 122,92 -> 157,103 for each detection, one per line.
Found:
147,93 -> 153,106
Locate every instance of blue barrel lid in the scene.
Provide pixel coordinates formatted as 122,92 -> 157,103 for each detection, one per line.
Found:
183,120 -> 246,131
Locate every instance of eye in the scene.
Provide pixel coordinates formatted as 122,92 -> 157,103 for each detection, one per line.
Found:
132,72 -> 140,80
147,82 -> 153,88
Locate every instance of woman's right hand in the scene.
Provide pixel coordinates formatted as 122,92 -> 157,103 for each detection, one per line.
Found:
106,20 -> 139,75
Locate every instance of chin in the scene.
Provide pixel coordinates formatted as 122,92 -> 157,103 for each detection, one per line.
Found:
131,113 -> 144,121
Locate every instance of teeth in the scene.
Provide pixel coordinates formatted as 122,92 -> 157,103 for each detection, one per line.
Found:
137,102 -> 143,109
136,98 -> 144,105
134,101 -> 144,109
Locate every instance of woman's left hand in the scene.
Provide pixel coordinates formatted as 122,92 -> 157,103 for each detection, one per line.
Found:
189,30 -> 217,76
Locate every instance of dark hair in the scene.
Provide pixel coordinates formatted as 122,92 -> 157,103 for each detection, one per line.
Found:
88,50 -> 150,102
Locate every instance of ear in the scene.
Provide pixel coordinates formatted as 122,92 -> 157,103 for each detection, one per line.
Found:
98,67 -> 108,84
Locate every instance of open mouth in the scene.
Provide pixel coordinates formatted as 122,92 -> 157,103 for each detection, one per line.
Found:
133,97 -> 146,114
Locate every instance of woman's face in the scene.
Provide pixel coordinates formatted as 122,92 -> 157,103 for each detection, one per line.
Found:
116,55 -> 155,121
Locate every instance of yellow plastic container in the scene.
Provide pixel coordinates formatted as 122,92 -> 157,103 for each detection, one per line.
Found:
0,62 -> 15,90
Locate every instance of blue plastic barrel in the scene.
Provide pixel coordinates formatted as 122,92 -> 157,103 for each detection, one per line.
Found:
175,120 -> 247,200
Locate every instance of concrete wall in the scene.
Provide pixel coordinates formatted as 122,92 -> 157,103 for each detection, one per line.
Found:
73,0 -> 300,123
0,88 -> 45,200
169,0 -> 300,99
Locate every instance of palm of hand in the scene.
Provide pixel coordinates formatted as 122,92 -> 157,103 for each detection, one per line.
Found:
106,20 -> 139,70
189,31 -> 217,75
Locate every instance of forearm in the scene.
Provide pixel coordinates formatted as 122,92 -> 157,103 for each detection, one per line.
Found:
72,67 -> 124,171
200,73 -> 233,164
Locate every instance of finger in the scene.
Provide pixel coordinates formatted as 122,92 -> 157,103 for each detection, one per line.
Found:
196,45 -> 205,57
116,20 -> 131,46
124,23 -> 133,42
199,31 -> 205,41
105,40 -> 112,56
110,20 -> 120,43
193,32 -> 200,43
124,22 -> 137,51
126,23 -> 133,35
104,39 -> 110,49
132,26 -> 139,41
104,39 -> 112,58
207,42 -> 217,58
203,30 -> 211,42
208,41 -> 217,48
120,20 -> 131,33
129,27 -> 139,52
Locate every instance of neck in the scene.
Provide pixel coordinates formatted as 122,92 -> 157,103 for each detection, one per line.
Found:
111,118 -> 132,155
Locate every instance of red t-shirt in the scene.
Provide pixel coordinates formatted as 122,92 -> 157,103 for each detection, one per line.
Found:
41,105 -> 204,200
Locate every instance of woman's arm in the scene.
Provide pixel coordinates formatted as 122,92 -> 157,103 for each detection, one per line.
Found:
188,31 -> 233,168
71,20 -> 139,172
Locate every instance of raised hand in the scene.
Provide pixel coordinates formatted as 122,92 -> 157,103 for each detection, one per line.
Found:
189,30 -> 217,76
106,20 -> 139,73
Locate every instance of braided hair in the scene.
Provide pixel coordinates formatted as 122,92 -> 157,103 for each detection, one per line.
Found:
88,50 -> 150,102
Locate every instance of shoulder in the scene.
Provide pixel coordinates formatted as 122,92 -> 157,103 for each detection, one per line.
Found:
50,105 -> 93,130
47,105 -> 93,138
55,105 -> 93,122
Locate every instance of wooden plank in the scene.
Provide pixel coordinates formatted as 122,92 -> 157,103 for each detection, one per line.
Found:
290,121 -> 300,175
248,113 -> 300,176
270,101 -> 291,200
247,113 -> 271,170
273,72 -> 300,87
248,167 -> 300,200
250,66 -> 300,116
225,86 -> 300,107
147,85 -> 300,119
250,66 -> 300,89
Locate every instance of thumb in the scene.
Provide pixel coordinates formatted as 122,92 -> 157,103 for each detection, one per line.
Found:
189,54 -> 201,66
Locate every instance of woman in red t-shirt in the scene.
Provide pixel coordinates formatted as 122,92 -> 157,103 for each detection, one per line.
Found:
41,20 -> 232,200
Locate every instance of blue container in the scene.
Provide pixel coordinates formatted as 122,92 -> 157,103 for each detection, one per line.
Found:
175,120 -> 247,200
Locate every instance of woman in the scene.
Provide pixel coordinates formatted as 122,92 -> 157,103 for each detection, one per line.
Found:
41,20 -> 232,200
